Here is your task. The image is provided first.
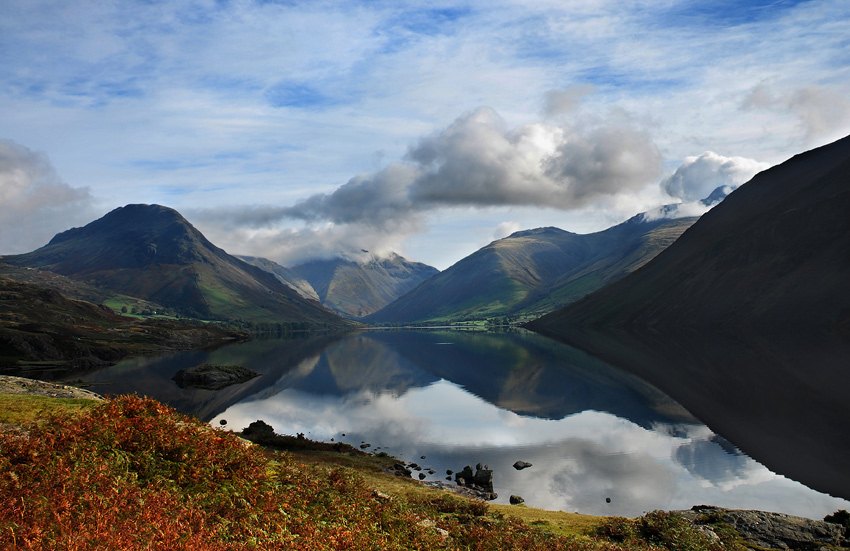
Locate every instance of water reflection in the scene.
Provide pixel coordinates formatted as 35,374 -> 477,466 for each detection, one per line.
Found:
79,328 -> 850,518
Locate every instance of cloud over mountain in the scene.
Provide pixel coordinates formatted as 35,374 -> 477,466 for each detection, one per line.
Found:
661,151 -> 769,202
0,140 -> 97,254
191,106 -> 669,265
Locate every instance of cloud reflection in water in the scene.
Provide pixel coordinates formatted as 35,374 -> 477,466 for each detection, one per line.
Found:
214,377 -> 849,518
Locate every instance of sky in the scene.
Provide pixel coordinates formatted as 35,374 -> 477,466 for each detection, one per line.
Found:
1,0 -> 849,270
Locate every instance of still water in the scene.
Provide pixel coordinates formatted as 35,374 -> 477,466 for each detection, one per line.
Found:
79,328 -> 850,518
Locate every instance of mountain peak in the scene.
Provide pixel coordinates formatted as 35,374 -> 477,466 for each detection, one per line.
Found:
507,227 -> 571,239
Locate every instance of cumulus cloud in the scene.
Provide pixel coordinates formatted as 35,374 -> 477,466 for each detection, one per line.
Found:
743,84 -> 850,144
190,106 -> 667,265
0,139 -> 98,254
661,151 -> 769,203
211,107 -> 662,224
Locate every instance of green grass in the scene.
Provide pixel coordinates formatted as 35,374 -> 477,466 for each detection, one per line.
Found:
0,394 -> 100,426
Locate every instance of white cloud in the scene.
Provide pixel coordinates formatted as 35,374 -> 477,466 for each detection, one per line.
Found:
661,151 -> 769,203
494,221 -> 522,240
0,140 -> 98,254
744,84 -> 850,145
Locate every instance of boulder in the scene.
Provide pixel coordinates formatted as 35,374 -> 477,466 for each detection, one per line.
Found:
510,495 -> 525,505
513,461 -> 532,470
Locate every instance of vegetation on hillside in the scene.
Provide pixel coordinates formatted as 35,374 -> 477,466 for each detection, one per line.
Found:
0,395 -> 739,551
0,277 -> 247,374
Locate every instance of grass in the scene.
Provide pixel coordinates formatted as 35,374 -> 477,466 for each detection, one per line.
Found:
0,394 -> 99,426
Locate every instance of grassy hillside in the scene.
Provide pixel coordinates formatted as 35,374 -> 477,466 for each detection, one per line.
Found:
0,276 -> 246,375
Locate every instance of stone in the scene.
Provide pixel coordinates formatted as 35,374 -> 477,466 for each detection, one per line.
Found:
392,463 -> 412,478
510,495 -> 525,505
513,461 -> 533,470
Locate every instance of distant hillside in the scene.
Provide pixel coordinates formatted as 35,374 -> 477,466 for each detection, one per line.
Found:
237,255 -> 319,301
291,253 -> 439,319
366,215 -> 697,324
3,204 -> 350,328
0,276 -> 245,373
527,134 -> 850,334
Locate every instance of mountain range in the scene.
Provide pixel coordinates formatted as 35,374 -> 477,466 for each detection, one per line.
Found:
527,133 -> 850,334
366,214 -> 697,324
2,204 -> 349,329
290,254 -> 439,319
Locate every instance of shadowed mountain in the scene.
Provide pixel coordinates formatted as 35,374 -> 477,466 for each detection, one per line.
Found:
527,134 -> 850,333
291,253 -> 439,319
3,204 -> 350,328
366,215 -> 697,324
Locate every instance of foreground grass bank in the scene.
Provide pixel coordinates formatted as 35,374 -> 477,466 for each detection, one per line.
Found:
0,394 -> 840,550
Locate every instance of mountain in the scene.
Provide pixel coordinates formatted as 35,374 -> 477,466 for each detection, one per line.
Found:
527,134 -> 850,334
3,204 -> 350,328
291,253 -> 439,319
236,256 -> 319,302
365,215 -> 697,324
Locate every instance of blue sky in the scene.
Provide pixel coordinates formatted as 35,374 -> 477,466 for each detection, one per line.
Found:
1,0 -> 848,269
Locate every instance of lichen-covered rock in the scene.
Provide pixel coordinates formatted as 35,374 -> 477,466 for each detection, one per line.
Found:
682,506 -> 844,550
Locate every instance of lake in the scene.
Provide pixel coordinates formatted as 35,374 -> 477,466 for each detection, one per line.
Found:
77,328 -> 850,518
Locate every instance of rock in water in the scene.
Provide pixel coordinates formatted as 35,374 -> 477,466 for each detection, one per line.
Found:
513,461 -> 532,470
172,364 -> 260,390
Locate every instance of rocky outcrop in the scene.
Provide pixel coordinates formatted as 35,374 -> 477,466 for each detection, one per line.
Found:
454,464 -> 497,500
680,506 -> 845,550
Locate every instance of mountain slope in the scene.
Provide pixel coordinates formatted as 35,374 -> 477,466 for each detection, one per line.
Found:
291,253 -> 439,319
3,204 -> 349,328
366,215 -> 697,324
527,134 -> 850,333
237,255 -> 319,301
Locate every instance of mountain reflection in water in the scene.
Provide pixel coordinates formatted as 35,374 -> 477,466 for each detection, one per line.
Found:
80,328 -> 850,518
